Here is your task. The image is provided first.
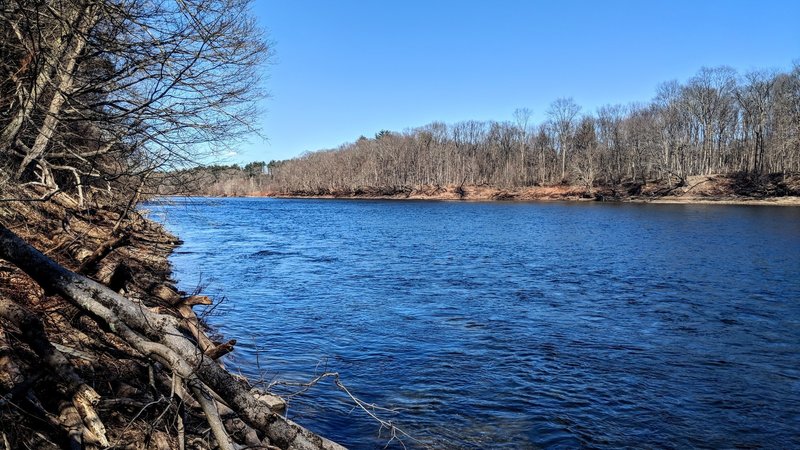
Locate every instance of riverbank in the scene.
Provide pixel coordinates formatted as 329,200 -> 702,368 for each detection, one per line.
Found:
0,186 -> 342,449
257,174 -> 800,206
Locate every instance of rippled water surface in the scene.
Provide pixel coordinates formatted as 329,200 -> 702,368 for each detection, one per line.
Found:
146,198 -> 800,449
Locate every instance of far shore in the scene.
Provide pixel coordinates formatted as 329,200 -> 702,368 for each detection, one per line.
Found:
628,196 -> 800,206
257,192 -> 800,206
169,175 -> 800,206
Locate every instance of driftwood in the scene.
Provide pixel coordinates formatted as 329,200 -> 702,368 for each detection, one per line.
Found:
179,295 -> 213,307
174,301 -> 239,361
175,303 -> 216,353
0,224 -> 345,450
76,232 -> 130,275
206,339 -> 237,360
152,283 -> 182,304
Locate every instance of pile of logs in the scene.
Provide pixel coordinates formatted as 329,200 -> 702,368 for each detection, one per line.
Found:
0,222 -> 345,450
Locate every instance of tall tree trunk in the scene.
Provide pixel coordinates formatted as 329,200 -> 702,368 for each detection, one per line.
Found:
15,4 -> 98,179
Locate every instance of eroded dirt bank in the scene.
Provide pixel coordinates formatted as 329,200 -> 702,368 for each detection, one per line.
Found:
259,174 -> 800,206
0,186 -> 342,449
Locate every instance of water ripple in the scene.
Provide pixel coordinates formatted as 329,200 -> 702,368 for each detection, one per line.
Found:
146,198 -> 800,449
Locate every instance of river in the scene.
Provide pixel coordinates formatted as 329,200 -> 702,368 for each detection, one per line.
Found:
146,198 -> 800,449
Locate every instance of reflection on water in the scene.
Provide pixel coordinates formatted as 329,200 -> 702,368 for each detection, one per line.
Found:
146,198 -> 800,449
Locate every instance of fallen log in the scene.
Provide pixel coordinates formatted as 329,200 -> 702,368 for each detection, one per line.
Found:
0,224 -> 345,450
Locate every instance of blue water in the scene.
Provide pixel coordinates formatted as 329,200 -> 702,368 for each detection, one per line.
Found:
146,198 -> 800,449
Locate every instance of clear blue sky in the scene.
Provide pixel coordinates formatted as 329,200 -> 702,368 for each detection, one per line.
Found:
230,0 -> 799,164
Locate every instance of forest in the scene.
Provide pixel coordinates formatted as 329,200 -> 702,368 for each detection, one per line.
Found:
264,65 -> 800,197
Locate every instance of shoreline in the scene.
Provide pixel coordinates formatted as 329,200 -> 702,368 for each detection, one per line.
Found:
183,175 -> 800,206
260,193 -> 800,206
178,189 -> 800,207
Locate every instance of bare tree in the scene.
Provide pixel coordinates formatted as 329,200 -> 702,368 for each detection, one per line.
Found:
683,66 -> 738,174
547,97 -> 581,182
513,107 -> 533,184
596,104 -> 626,185
736,70 -> 777,174
1,0 -> 268,209
573,115 -> 598,192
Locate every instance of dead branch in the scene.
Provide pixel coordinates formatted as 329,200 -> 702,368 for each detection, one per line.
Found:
189,382 -> 234,450
57,400 -> 83,450
175,304 -> 215,353
271,371 -> 419,449
77,232 -> 130,275
0,187 -> 62,203
223,416 -> 263,449
177,404 -> 186,450
153,284 -> 182,304
205,339 -> 236,360
179,295 -> 214,307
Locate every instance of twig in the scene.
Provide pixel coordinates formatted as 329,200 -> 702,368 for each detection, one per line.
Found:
176,399 -> 186,450
113,396 -> 167,447
270,371 -> 421,449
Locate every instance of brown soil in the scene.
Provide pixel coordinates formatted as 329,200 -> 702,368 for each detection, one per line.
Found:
258,173 -> 800,206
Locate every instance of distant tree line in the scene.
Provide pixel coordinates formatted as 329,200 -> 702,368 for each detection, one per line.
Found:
266,64 -> 800,195
157,161 -> 270,196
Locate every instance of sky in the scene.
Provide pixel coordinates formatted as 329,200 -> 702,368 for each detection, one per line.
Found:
229,0 -> 800,164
